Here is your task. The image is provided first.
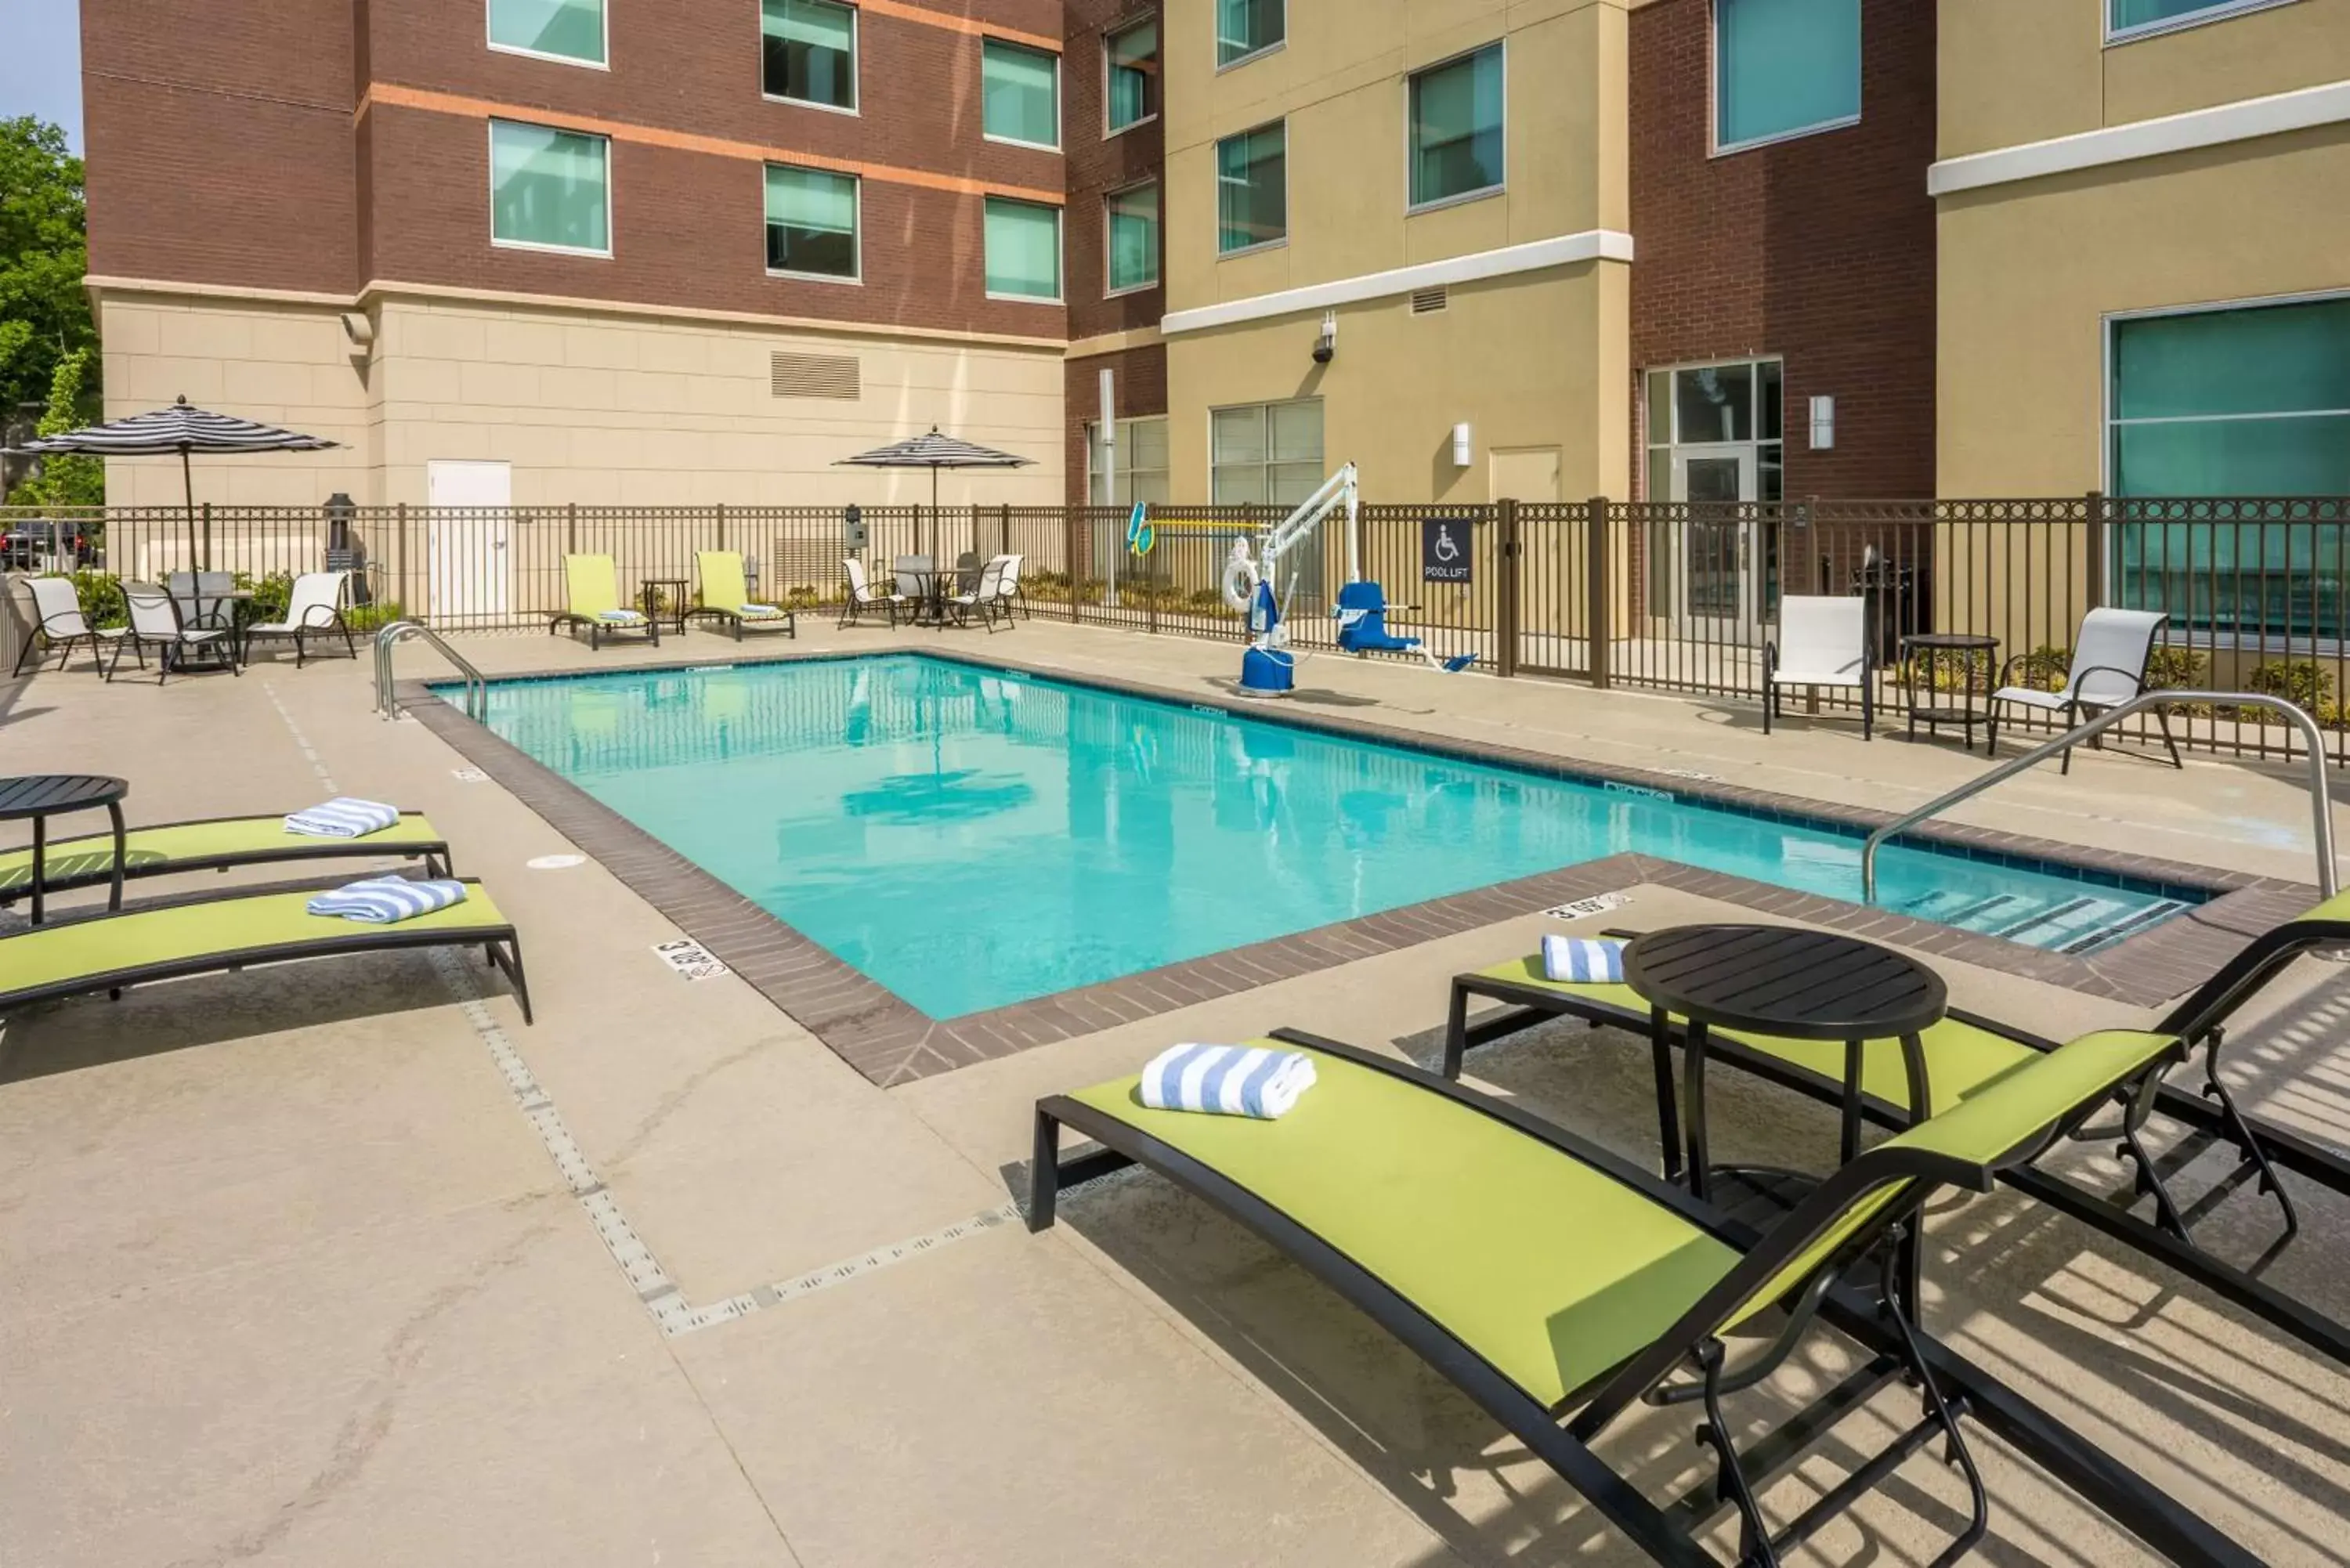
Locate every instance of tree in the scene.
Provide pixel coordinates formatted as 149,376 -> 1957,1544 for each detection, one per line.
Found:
0,117 -> 96,428
10,347 -> 103,506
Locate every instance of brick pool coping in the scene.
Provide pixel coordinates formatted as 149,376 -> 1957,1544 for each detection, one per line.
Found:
400,648 -> 2316,1088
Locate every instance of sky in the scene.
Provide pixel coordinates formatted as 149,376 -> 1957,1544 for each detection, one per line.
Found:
1,0 -> 83,151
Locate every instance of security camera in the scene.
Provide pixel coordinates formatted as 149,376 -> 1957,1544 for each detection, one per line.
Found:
1312,310 -> 1336,364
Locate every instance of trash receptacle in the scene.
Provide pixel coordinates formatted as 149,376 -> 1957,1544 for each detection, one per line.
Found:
1850,558 -> 1919,663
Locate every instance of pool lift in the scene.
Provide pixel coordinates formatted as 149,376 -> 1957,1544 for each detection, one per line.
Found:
1220,463 -> 1478,698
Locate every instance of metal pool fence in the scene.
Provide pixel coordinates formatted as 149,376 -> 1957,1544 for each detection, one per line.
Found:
6,493 -> 2348,761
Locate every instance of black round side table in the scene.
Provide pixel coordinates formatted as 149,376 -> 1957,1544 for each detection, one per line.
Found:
1900,632 -> 2000,753
1622,923 -> 1948,1202
0,775 -> 130,925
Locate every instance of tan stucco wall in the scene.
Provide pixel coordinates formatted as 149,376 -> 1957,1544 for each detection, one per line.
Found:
95,290 -> 1068,510
1937,121 -> 2350,498
1166,260 -> 1629,504
1162,0 -> 1627,313
1940,0 -> 2350,159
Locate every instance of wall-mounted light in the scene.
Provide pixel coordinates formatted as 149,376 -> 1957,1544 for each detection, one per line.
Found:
1451,421 -> 1473,467
1312,310 -> 1336,364
1809,395 -> 1836,450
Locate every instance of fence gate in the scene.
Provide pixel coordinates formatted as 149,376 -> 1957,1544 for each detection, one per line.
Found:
426,511 -> 512,625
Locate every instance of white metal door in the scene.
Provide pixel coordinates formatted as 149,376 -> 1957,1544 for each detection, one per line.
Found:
425,461 -> 512,626
1668,445 -> 1759,643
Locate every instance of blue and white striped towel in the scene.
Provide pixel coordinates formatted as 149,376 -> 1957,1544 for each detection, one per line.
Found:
596,609 -> 645,624
1137,1043 -> 1318,1120
738,603 -> 787,618
284,797 -> 402,839
1542,934 -> 1626,984
306,876 -> 468,923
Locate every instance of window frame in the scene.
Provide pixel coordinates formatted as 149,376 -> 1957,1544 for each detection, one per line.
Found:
982,196 -> 1065,304
1214,117 -> 1289,258
1640,356 -> 1785,502
1103,179 -> 1161,298
1207,396 -> 1325,504
1086,415 -> 1171,506
1103,13 -> 1159,139
2104,0 -> 2303,45
1709,0 -> 1862,157
761,0 -> 862,118
981,37 -> 1064,152
762,162 -> 863,286
1214,0 -> 1285,73
486,0 -> 610,70
1404,39 -> 1507,216
486,117 -> 614,258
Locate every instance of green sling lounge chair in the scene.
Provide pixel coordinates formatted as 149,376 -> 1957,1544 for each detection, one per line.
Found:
686,551 -> 796,641
0,811 -> 449,906
0,880 -> 531,1024
550,555 -> 658,650
1444,894 -> 2350,1372
1033,1027 -> 2247,1568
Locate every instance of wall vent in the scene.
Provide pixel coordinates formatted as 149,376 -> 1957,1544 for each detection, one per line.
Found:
770,350 -> 861,399
1409,286 -> 1449,316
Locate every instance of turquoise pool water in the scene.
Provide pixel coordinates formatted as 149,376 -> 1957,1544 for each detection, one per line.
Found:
468,655 -> 2197,1018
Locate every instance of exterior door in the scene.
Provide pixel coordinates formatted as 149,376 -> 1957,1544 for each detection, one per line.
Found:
1670,445 -> 1759,642
425,460 -> 512,627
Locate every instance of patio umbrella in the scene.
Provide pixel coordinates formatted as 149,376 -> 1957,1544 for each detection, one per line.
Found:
19,393 -> 340,569
835,426 -> 1033,557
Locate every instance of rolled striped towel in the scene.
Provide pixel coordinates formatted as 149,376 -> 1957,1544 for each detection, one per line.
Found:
306,876 -> 468,923
1542,934 -> 1626,984
596,609 -> 645,624
1137,1043 -> 1318,1120
284,797 -> 402,839
738,603 -> 788,619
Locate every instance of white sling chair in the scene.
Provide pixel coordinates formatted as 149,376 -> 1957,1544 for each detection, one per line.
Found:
1987,608 -> 2180,774
1762,595 -> 1873,739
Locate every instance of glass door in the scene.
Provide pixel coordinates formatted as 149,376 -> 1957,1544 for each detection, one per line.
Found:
1671,444 -> 1759,642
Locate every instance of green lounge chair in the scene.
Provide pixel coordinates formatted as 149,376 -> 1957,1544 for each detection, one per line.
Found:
1444,894 -> 2350,1371
0,811 -> 450,906
550,555 -> 658,649
0,880 -> 530,1023
686,551 -> 796,641
1033,1027 -> 2243,1568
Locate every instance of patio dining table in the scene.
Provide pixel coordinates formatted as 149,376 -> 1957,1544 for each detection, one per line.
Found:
895,565 -> 981,628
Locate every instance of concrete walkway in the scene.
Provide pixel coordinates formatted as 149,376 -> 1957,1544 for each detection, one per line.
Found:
2,620 -> 2347,1566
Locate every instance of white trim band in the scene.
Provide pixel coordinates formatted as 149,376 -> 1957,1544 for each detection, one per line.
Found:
1159,229 -> 1635,336
1929,77 -> 2350,197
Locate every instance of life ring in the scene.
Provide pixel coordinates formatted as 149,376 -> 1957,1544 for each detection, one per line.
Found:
1220,540 -> 1260,615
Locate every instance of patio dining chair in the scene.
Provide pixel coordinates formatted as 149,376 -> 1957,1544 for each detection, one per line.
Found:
1762,594 -> 1872,739
840,558 -> 905,627
13,576 -> 122,676
995,552 -> 1030,620
109,580 -> 239,683
1986,608 -> 2180,773
165,570 -> 238,635
945,557 -> 1007,631
243,570 -> 356,667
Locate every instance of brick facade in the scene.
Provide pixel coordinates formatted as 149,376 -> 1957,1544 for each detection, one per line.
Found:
1627,0 -> 1937,500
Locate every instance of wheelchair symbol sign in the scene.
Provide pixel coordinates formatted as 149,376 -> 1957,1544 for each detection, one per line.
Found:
1421,517 -> 1472,583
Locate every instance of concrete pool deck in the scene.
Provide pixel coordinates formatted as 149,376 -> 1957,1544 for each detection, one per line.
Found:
3,619 -> 2348,1566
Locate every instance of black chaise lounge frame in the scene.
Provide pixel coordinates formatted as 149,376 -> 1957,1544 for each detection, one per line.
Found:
1032,1028 -> 2253,1568
0,878 -> 532,1024
1443,908 -> 2350,1373
0,811 -> 450,907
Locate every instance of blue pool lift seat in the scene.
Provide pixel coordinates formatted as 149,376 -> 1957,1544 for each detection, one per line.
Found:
1333,580 -> 1420,655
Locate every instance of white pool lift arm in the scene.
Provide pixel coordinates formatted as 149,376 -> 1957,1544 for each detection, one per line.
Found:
1257,461 -> 1360,585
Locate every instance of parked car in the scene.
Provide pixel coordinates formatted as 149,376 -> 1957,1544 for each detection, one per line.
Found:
0,519 -> 96,571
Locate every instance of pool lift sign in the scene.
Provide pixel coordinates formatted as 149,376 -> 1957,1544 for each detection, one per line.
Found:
1422,515 -> 1471,584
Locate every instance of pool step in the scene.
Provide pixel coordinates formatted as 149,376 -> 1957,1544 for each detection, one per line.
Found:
1895,887 -> 2182,956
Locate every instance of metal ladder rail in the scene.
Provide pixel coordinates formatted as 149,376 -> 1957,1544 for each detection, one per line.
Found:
374,620 -> 487,722
1860,690 -> 2338,904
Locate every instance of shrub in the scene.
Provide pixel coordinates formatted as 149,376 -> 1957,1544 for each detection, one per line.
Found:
2142,645 -> 2206,691
238,570 -> 293,626
2245,659 -> 2334,718
343,600 -> 406,634
57,569 -> 125,629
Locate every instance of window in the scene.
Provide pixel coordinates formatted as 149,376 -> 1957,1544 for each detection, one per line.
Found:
1714,0 -> 1860,151
1105,17 -> 1159,133
1216,122 -> 1285,255
984,197 -> 1061,300
1643,360 -> 1784,503
1105,182 -> 1159,294
982,39 -> 1060,148
2109,0 -> 2297,40
765,164 -> 858,280
762,0 -> 857,111
1211,399 -> 1323,505
488,0 -> 605,65
489,120 -> 609,254
2111,298 -> 2350,640
1408,44 -> 1504,209
1216,0 -> 1283,67
1086,417 -> 1170,506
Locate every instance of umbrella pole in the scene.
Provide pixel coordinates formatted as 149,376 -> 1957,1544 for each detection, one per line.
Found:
929,467 -> 939,558
182,446 -> 200,572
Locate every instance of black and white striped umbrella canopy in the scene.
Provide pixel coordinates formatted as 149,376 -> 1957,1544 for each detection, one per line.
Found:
20,394 -> 339,457
835,427 -> 1033,472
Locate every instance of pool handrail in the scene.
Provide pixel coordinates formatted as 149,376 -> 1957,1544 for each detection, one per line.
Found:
374,620 -> 486,722
1861,690 -> 2337,905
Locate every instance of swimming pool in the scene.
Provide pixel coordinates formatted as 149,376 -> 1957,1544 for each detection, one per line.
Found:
468,655 -> 2198,1018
